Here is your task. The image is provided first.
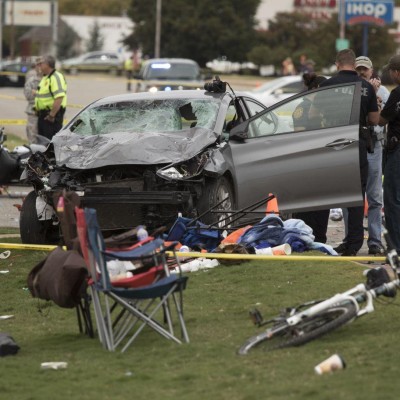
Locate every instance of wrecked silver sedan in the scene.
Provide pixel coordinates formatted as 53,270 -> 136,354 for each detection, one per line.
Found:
20,79 -> 363,244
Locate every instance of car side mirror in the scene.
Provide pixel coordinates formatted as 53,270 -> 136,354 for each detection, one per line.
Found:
273,88 -> 283,96
229,122 -> 249,141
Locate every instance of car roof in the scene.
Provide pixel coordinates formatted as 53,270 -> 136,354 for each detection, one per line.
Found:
93,90 -> 226,105
144,58 -> 200,66
89,89 -> 255,106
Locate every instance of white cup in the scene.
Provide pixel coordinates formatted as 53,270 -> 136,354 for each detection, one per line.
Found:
255,247 -> 273,255
272,243 -> 292,255
41,362 -> 68,370
314,354 -> 346,375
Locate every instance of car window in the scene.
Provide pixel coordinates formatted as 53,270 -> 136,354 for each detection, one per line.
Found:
280,81 -> 305,94
243,98 -> 265,116
69,98 -> 220,135
247,83 -> 357,137
85,55 -> 100,61
223,103 -> 238,133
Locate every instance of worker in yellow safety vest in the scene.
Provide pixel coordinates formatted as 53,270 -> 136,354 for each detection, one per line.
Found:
35,55 -> 67,140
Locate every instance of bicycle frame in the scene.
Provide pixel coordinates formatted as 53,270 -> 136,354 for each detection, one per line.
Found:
286,279 -> 400,327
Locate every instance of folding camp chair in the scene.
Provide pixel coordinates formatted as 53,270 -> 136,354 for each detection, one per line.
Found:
76,207 -> 189,352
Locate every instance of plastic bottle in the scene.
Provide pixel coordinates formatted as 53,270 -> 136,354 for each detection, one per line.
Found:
137,226 -> 149,241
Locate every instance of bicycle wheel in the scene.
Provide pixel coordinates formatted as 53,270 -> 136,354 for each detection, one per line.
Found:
238,302 -> 357,355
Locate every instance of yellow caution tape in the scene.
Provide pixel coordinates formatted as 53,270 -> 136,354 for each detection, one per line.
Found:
171,251 -> 385,263
0,94 -> 21,100
0,71 -> 25,77
0,119 -> 26,125
0,243 -> 385,263
0,119 -> 70,125
0,242 -> 62,251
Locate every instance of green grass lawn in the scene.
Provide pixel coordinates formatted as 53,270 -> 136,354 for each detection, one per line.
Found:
2,133 -> 26,150
1,241 -> 400,400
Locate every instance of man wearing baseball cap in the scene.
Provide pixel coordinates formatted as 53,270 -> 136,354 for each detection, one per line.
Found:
379,55 -> 400,254
354,56 -> 389,255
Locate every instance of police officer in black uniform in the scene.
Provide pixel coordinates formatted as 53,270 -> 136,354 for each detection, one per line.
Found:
320,49 -> 379,256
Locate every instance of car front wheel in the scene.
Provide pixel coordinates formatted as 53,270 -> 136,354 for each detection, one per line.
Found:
19,191 -> 59,244
197,176 -> 235,227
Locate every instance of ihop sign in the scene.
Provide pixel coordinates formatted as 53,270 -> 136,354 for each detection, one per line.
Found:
345,0 -> 394,26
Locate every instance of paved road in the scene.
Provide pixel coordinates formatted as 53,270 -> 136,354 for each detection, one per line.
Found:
0,186 -> 29,229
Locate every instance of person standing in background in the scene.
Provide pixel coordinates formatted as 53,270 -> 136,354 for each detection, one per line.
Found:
23,60 -> 41,143
297,54 -> 308,74
124,54 -> 134,91
282,57 -> 295,76
354,56 -> 389,255
35,55 -> 67,140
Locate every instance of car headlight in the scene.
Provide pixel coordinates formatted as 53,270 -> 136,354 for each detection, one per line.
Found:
158,167 -> 183,180
157,154 -> 210,181
148,86 -> 158,93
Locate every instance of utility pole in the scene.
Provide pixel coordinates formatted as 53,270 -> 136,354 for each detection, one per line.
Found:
10,0 -> 15,58
155,0 -> 161,58
51,0 -> 58,56
0,0 -> 3,63
339,0 -> 345,40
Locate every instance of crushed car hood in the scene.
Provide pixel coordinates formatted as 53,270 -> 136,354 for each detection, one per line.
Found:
51,128 -> 218,169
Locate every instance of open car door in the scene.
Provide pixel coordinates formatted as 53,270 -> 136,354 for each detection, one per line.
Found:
229,81 -> 363,213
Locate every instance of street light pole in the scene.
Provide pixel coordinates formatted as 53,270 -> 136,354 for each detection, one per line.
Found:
51,0 -> 58,57
339,0 -> 346,40
155,0 -> 161,58
0,0 -> 3,63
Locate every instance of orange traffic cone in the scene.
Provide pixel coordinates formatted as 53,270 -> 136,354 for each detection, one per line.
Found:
266,193 -> 279,214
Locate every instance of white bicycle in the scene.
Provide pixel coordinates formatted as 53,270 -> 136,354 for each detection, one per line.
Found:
238,228 -> 400,355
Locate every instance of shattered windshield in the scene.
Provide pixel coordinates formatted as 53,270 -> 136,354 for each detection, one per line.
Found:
69,98 -> 220,136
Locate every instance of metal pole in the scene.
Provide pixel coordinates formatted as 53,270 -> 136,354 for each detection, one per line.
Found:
339,0 -> 346,40
362,23 -> 369,56
51,0 -> 58,57
10,0 -> 14,58
155,0 -> 161,58
0,0 -> 3,63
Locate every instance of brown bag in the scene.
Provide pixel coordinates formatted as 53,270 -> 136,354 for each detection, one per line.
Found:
27,247 -> 88,308
214,243 -> 249,265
